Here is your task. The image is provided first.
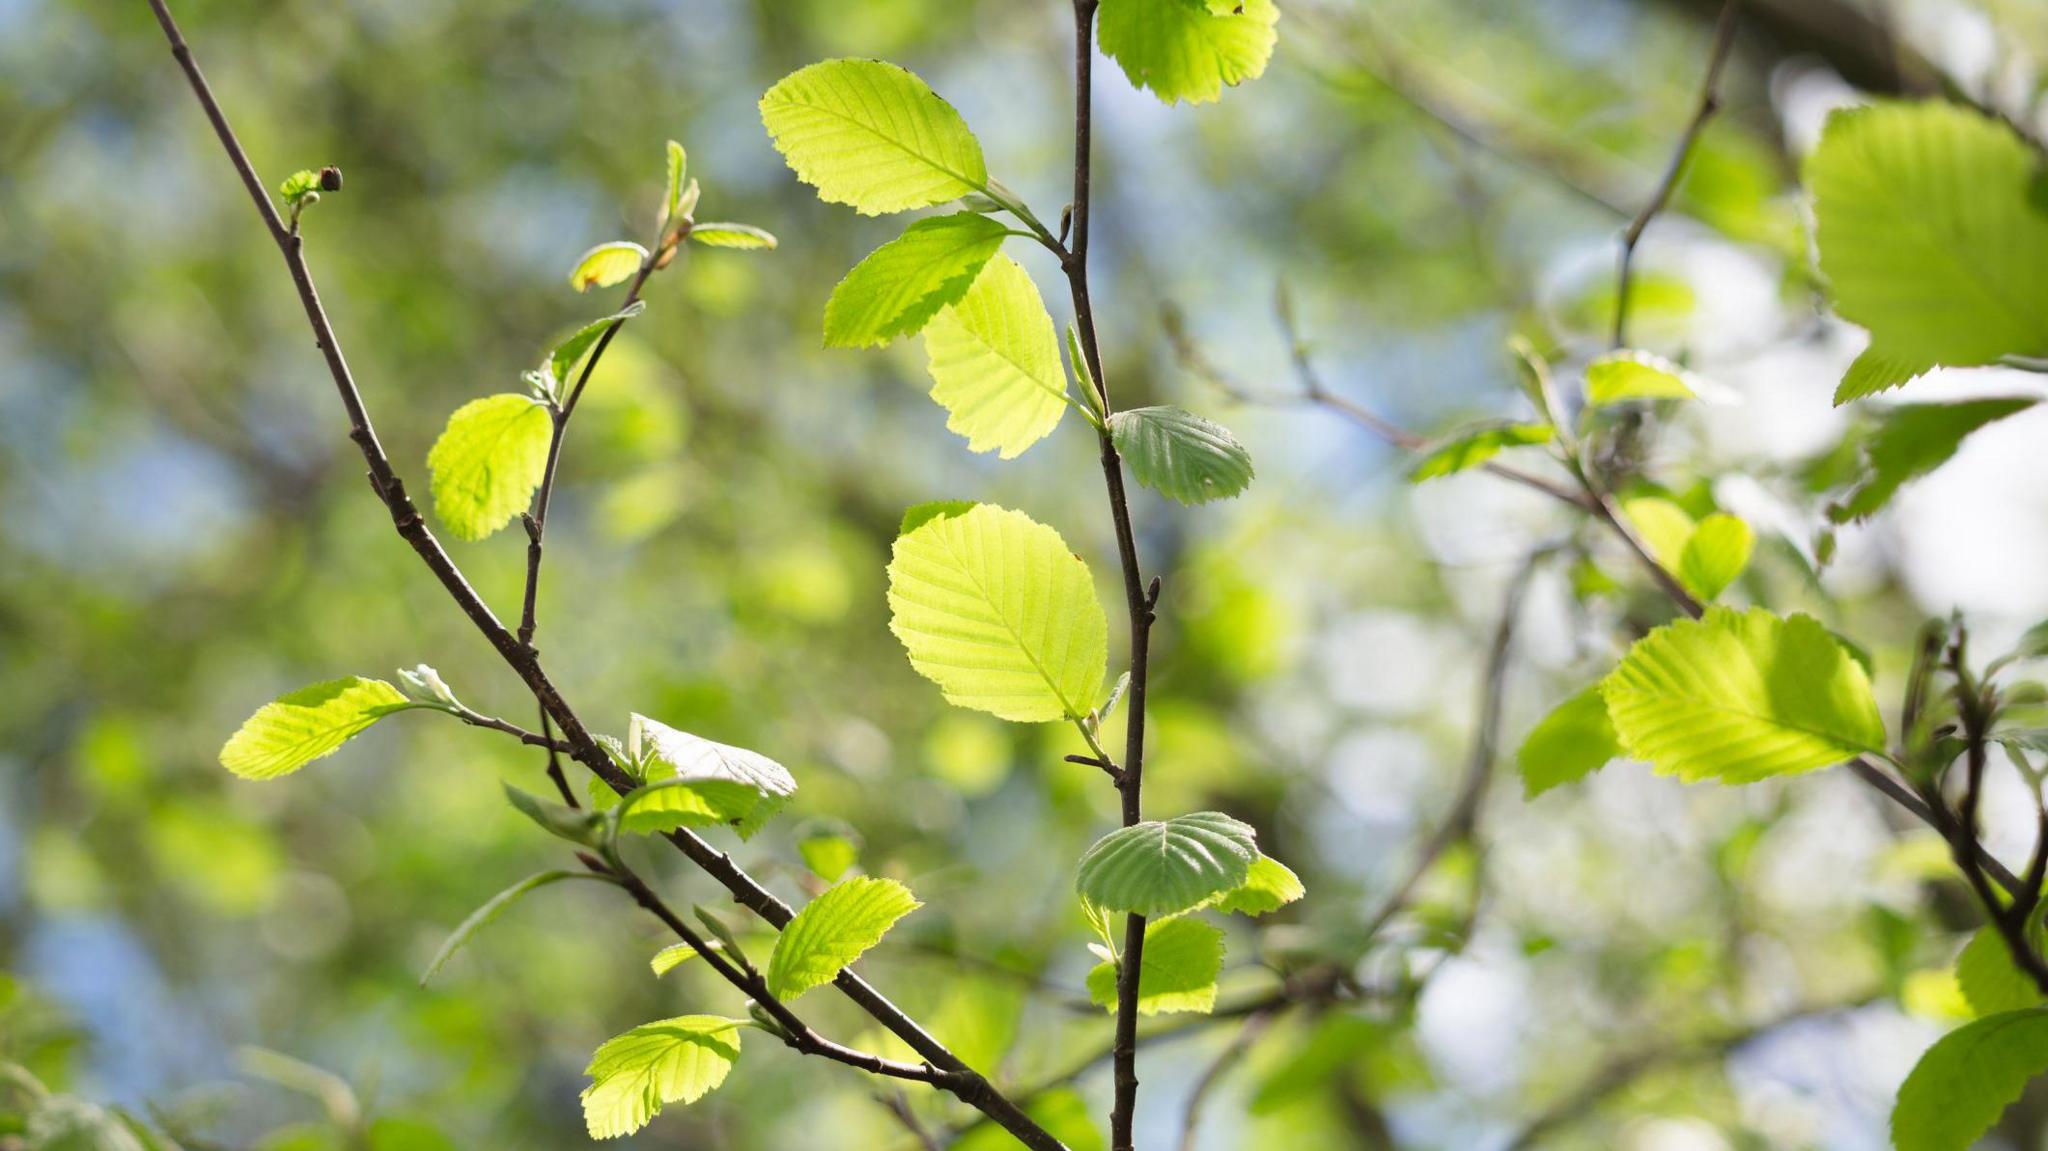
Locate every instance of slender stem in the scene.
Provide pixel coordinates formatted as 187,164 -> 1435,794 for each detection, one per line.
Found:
1175,1010 -> 1276,1151
146,6 -> 1062,1146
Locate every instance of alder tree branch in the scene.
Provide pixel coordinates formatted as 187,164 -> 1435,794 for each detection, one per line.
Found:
145,4 -> 1063,1146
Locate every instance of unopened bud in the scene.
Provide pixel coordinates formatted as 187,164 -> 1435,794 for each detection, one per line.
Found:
318,166 -> 344,192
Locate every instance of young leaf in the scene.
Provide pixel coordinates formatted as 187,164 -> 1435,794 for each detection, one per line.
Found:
1838,345 -> 1934,405
1207,854 -> 1305,916
1957,928 -> 2046,1018
426,394 -> 554,542
278,169 -> 322,208
1518,684 -> 1622,797
606,717 -> 797,838
1409,423 -> 1552,482
1830,397 -> 2036,524
825,214 -> 1008,348
1806,102 -> 2048,400
1600,607 -> 1886,784
1098,0 -> 1280,106
547,302 -> 648,386
687,222 -> 778,250
581,1016 -> 742,1139
760,59 -> 988,215
797,832 -> 860,882
1678,513 -> 1753,602
569,241 -> 649,293
1085,917 -> 1225,1015
922,254 -> 1070,458
504,782 -> 605,847
1075,812 -> 1258,918
1891,1008 -> 2048,1151
662,141 -> 688,227
650,941 -> 722,977
220,677 -> 412,780
420,871 -> 610,986
1108,406 -> 1254,505
887,503 -> 1108,723
633,715 -> 798,800
1585,351 -> 1698,405
766,876 -> 921,1001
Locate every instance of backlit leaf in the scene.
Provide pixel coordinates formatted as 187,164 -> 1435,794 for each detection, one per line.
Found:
1085,916 -> 1224,1015
922,254 -> 1070,458
220,677 -> 412,781
581,1016 -> 741,1139
1409,423 -> 1552,481
767,876 -> 921,1000
1098,0 -> 1279,106
688,222 -> 778,250
427,393 -> 554,541
1206,854 -> 1304,917
760,59 -> 988,215
825,214 -> 1008,348
569,242 -> 648,292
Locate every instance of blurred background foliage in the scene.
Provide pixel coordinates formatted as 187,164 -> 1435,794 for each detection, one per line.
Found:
5,0 -> 2048,1147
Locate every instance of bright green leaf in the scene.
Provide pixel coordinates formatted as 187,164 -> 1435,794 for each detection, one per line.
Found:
220,677 -> 412,780
688,222 -> 778,250
1075,812 -> 1258,918
1892,1008 -> 2048,1151
547,302 -> 647,387
663,141 -> 688,227
1957,928 -> 2046,1018
1109,405 -> 1254,505
278,169 -> 321,208
1586,350 -> 1698,405
1678,513 -> 1753,601
1085,917 -> 1224,1015
767,876 -> 921,1000
922,254 -> 1070,458
609,715 -> 797,838
1409,423 -> 1552,482
650,941 -> 722,977
887,502 -> 1108,723
760,59 -> 988,215
797,833 -> 860,883
426,393 -> 554,542
1098,0 -> 1279,106
569,242 -> 648,293
1518,684 -> 1622,796
581,1016 -> 742,1139
825,214 -> 1008,348
1621,497 -> 1694,572
1838,346 -> 1934,404
1207,854 -> 1305,916
420,871 -> 611,986
1831,398 -> 2036,523
1600,607 -> 1886,784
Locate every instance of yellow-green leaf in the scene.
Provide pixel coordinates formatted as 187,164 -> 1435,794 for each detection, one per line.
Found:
220,677 -> 411,780
766,876 -> 921,1000
688,222 -> 777,250
760,59 -> 988,215
1085,917 -> 1224,1015
826,214 -> 1008,348
1098,0 -> 1279,106
922,254 -> 1070,458
427,394 -> 554,542
569,241 -> 648,292
581,1016 -> 742,1139
1586,350 -> 1698,405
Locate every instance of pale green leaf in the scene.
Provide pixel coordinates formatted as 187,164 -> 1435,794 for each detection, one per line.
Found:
426,393 -> 554,541
1621,497 -> 1694,572
581,1016 -> 742,1139
760,59 -> 988,215
569,241 -> 648,293
1831,398 -> 2036,523
1892,1008 -> 2048,1151
1958,928 -> 2046,1018
688,222 -> 778,250
605,716 -> 796,838
1075,811 -> 1258,918
1409,423 -> 1552,481
1586,350 -> 1698,405
766,876 -> 922,1000
825,214 -> 1008,348
1085,917 -> 1224,1015
663,141 -> 688,227
1600,607 -> 1886,784
922,254 -> 1070,458
1098,0 -> 1280,106
548,302 -> 647,386
504,782 -> 604,847
887,502 -> 1108,723
420,870 -> 611,986
1678,513 -> 1753,601
1207,854 -> 1304,917
1806,102 -> 2048,399
1837,346 -> 1935,404
220,677 -> 412,780
650,941 -> 723,977
1109,405 -> 1254,505
1518,684 -> 1622,796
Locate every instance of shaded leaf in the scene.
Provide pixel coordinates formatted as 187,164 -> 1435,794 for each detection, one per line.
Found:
825,214 -> 1008,348
1892,1008 -> 2048,1151
1109,405 -> 1254,505
1831,397 -> 2036,523
421,871 -> 611,986
1518,684 -> 1622,796
1409,423 -> 1552,481
1075,812 -> 1258,918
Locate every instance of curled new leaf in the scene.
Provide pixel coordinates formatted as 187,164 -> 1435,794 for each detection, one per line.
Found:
220,676 -> 412,780
1075,812 -> 1258,918
687,222 -> 778,250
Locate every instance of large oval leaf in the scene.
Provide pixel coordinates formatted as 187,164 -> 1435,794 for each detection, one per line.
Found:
1108,405 -> 1253,505
427,393 -> 554,541
1075,811 -> 1258,918
220,676 -> 411,780
767,876 -> 921,1000
922,254 -> 1070,459
760,59 -> 988,215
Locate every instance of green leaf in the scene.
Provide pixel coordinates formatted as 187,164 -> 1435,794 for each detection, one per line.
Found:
608,715 -> 797,838
887,502 -> 1108,723
1207,854 -> 1305,917
1518,685 -> 1622,797
569,241 -> 648,293
547,302 -> 647,387
1838,346 -> 1935,404
1831,398 -> 2037,524
1958,928 -> 2047,1017
687,222 -> 778,250
1600,607 -> 1886,785
220,677 -> 412,780
663,141 -> 688,227
766,876 -> 921,1001
1408,423 -> 1552,481
922,254 -> 1071,459
1678,513 -> 1753,602
420,870 -> 610,986
1621,497 -> 1694,572
760,59 -> 988,216
581,1016 -> 742,1139
1806,102 -> 2048,400
797,833 -> 860,882
1109,406 -> 1254,505
1586,350 -> 1698,405
1892,1008 -> 2048,1151
278,169 -> 322,208
426,393 -> 554,542
825,214 -> 1008,348
1085,917 -> 1225,1015
1098,0 -> 1280,106
650,941 -> 722,977
1075,811 -> 1259,918
503,783 -> 604,847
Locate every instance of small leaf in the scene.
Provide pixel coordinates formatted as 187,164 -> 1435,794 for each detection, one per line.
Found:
766,876 -> 922,1001
1076,812 -> 1258,918
548,302 -> 648,386
1830,397 -> 2036,523
922,254 -> 1071,458
1585,350 -> 1699,405
421,871 -> 610,985
650,941 -> 722,977
888,503 -> 1108,723
581,1016 -> 742,1139
1837,346 -> 1935,404
220,677 -> 412,780
1891,1008 -> 2048,1151
1085,917 -> 1224,1015
798,833 -> 860,882
426,393 -> 554,541
278,169 -> 322,208
824,214 -> 1008,348
1408,423 -> 1552,481
569,242 -> 649,293
1678,513 -> 1753,601
1600,607 -> 1886,784
1957,928 -> 2046,1018
687,222 -> 778,250
1517,685 -> 1622,796
760,59 -> 988,215
1207,854 -> 1305,917
663,141 -> 688,227
1098,0 -> 1279,106
1109,406 -> 1254,505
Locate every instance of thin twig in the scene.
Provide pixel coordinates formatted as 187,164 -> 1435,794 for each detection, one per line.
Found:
1175,1009 -> 1276,1151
